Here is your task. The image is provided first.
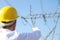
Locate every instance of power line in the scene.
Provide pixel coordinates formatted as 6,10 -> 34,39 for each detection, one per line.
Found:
4,0 -> 12,6
40,0 -> 44,13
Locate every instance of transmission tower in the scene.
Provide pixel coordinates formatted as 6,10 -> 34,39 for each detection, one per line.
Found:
21,0 -> 60,40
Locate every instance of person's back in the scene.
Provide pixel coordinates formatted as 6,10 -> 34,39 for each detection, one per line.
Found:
0,28 -> 19,40
0,6 -> 41,40
0,27 -> 41,40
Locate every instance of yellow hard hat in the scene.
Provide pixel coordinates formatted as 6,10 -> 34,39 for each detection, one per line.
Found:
0,6 -> 19,22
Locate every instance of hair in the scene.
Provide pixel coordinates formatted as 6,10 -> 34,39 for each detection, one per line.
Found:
3,25 -> 12,29
2,20 -> 16,29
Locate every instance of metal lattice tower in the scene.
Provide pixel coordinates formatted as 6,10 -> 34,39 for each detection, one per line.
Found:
21,0 -> 60,40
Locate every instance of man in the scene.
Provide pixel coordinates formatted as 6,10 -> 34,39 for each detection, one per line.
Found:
0,6 -> 41,40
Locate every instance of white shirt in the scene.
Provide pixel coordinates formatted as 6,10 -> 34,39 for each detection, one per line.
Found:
0,27 -> 41,40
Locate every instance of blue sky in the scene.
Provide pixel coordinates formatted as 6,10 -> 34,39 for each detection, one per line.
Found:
0,0 -> 60,40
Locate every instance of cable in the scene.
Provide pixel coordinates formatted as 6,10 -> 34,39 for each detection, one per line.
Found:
4,0 -> 12,6
40,0 -> 44,13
